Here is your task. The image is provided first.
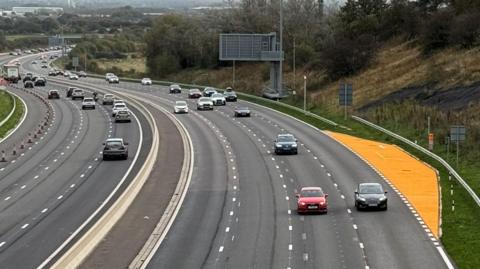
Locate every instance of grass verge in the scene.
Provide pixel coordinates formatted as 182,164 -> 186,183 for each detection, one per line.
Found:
0,96 -> 24,138
55,68 -> 480,267
0,91 -> 14,120
240,94 -> 480,269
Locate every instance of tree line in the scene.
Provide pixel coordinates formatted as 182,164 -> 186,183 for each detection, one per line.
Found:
145,0 -> 480,79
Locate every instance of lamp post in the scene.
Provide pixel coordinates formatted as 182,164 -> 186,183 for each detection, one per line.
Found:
303,75 -> 307,114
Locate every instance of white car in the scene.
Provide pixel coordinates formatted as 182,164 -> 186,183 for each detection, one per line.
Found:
174,101 -> 189,114
141,78 -> 152,85
69,74 -> 79,80
197,97 -> 214,110
82,97 -> 96,110
112,103 -> 128,117
71,89 -> 85,100
113,99 -> 125,106
108,76 -> 119,84
211,93 -> 226,106
105,73 -> 115,81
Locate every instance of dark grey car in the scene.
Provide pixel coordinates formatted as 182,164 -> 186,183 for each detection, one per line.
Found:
224,91 -> 238,102
102,138 -> 128,160
274,134 -> 298,155
355,183 -> 388,210
234,107 -> 250,117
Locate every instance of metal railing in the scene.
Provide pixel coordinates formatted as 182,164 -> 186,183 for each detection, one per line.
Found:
84,73 -> 340,127
352,115 -> 480,208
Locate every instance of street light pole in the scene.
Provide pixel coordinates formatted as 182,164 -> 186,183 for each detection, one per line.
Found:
293,36 -> 296,93
303,75 -> 307,114
279,0 -> 283,96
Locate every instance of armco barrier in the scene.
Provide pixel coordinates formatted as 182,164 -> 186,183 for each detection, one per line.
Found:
84,73 -> 340,127
0,88 -> 16,128
352,115 -> 480,208
70,68 -> 480,207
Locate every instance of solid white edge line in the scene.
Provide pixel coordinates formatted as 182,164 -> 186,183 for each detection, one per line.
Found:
0,90 -> 28,144
240,98 -> 457,268
135,98 -> 194,269
436,246 -> 455,269
38,108 -> 144,269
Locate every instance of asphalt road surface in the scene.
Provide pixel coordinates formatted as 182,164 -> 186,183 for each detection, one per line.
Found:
0,54 -> 151,268
54,72 -> 451,269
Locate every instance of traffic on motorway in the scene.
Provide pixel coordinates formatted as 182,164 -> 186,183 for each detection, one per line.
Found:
0,50 -> 452,269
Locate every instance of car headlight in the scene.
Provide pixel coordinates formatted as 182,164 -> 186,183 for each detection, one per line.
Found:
275,143 -> 282,148
292,144 -> 298,148
299,202 -> 306,206
358,197 -> 366,202
319,202 -> 325,205
379,196 -> 387,201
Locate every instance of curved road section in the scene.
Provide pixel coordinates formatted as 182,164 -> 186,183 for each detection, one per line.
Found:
0,54 -> 152,268
51,72 -> 452,269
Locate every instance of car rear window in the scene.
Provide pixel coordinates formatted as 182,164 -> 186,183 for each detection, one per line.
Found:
301,189 -> 324,197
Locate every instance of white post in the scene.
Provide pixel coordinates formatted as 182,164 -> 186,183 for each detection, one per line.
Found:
303,75 -> 307,114
233,60 -> 235,89
344,83 -> 348,120
293,36 -> 296,93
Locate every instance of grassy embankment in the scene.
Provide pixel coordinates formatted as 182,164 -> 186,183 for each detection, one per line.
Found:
0,92 -> 24,138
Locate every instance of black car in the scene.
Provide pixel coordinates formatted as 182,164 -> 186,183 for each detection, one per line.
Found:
234,107 -> 250,117
169,84 -> 181,94
48,90 -> 60,99
224,91 -> 238,102
102,138 -> 128,160
355,183 -> 388,210
48,71 -> 57,76
24,81 -> 34,88
34,78 -> 46,86
274,134 -> 298,155
23,75 -> 33,83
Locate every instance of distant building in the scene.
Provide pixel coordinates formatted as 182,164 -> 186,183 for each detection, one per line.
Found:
12,7 -> 64,16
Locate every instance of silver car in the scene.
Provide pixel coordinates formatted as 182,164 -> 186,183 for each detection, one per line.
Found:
102,94 -> 115,105
115,110 -> 131,122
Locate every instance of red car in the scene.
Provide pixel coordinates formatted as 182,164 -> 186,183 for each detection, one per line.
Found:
296,187 -> 328,214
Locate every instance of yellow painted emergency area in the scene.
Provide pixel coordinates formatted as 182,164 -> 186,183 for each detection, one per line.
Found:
327,132 -> 440,238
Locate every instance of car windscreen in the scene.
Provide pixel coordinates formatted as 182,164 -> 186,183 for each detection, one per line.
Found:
359,184 -> 383,194
83,98 -> 93,102
176,101 -> 187,106
277,136 -> 295,142
115,104 -> 126,108
212,94 -> 223,98
199,98 -> 210,102
237,107 -> 249,111
301,189 -> 323,197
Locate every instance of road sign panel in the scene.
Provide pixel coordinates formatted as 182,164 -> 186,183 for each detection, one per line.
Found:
219,33 -> 283,61
450,125 -> 466,142
72,57 -> 79,67
339,83 -> 353,106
